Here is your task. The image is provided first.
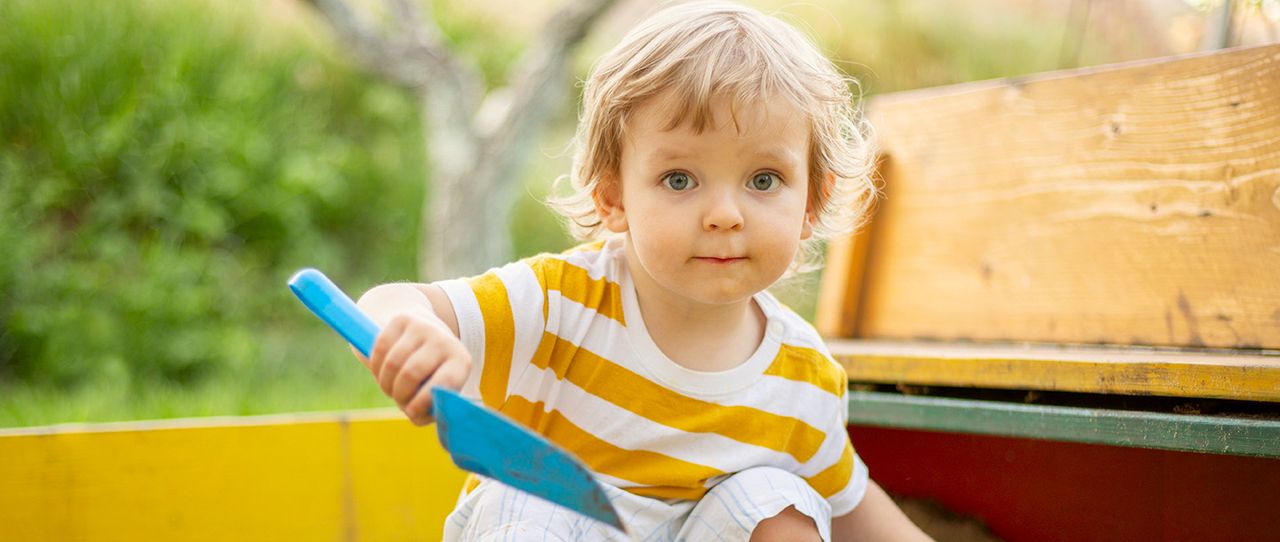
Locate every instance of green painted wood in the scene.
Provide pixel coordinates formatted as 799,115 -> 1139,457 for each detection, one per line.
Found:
847,391 -> 1280,458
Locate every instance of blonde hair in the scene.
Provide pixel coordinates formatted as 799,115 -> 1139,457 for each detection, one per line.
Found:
549,0 -> 877,274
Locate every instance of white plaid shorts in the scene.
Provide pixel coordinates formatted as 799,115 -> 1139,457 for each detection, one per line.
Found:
442,466 -> 834,542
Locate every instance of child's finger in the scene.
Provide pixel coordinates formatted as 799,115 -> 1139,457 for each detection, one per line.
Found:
368,317 -> 407,378
377,332 -> 425,397
423,357 -> 469,396
403,356 -> 469,425
402,379 -> 438,426
391,347 -> 442,406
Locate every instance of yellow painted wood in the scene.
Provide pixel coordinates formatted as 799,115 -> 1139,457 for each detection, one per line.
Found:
831,339 -> 1280,402
822,44 -> 1280,349
0,410 -> 465,542
347,413 -> 469,542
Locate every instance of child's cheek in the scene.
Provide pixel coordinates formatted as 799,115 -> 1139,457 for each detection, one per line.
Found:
760,225 -> 803,272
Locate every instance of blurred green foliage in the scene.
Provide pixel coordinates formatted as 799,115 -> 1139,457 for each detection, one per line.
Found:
0,0 -> 424,393
755,0 -> 1137,95
1,0 -> 1143,426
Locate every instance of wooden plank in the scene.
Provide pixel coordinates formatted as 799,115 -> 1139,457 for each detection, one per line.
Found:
847,390 -> 1280,458
816,231 -> 856,337
816,231 -> 862,337
816,163 -> 884,338
347,415 -> 467,541
839,44 -> 1280,349
0,411 -> 467,542
831,339 -> 1280,402
0,417 -> 344,541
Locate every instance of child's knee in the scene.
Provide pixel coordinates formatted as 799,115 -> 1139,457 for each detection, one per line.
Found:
711,467 -> 831,541
749,505 -> 822,542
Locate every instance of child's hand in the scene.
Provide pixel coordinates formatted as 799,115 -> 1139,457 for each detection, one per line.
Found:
363,312 -> 472,426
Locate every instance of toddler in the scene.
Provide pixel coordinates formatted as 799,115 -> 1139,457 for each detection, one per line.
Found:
356,2 -> 931,540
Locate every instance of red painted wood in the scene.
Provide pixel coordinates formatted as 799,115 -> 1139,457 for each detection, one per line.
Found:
849,425 -> 1280,542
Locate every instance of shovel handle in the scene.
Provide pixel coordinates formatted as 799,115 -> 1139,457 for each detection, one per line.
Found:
288,268 -> 380,358
289,268 -> 446,419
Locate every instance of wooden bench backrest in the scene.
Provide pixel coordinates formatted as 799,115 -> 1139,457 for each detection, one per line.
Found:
818,44 -> 1280,351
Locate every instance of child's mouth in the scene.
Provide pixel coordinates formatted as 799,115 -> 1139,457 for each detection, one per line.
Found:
694,257 -> 746,264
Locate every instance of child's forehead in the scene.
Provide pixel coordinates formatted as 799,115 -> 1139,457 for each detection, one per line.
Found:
619,92 -> 811,167
627,91 -> 809,139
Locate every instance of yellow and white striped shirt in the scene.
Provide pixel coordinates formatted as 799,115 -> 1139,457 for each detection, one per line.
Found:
437,236 -> 867,516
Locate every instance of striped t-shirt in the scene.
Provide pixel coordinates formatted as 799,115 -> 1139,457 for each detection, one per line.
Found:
437,236 -> 868,516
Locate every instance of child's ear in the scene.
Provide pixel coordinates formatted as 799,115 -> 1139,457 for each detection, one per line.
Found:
801,172 -> 834,240
594,176 -> 628,233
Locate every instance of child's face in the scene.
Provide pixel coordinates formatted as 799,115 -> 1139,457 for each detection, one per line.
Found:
600,92 -> 813,306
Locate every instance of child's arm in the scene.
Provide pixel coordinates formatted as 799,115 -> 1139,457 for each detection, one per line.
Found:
831,479 -> 933,542
354,282 -> 472,426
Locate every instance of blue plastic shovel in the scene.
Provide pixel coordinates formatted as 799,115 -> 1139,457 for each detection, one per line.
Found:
288,268 -> 624,532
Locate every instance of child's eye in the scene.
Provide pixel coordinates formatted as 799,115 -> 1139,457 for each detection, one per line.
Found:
748,172 -> 780,192
662,172 -> 696,191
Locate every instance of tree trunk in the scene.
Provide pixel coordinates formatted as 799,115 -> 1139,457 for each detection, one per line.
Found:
418,84 -> 494,281
421,62 -> 573,280
305,0 -> 620,281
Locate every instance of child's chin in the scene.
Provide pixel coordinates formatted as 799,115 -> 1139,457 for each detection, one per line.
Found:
677,282 -> 757,306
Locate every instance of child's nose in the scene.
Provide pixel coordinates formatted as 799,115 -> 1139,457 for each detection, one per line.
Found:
702,191 -> 744,232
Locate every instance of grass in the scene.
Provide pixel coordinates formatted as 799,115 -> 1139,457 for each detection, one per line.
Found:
0,326 -> 390,428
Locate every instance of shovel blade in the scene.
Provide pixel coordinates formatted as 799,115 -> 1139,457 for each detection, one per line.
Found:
433,387 -> 624,532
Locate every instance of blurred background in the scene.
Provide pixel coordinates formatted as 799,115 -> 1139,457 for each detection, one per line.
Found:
1,0 -> 1277,427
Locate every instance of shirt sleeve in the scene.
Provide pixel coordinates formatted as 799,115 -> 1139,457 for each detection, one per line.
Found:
801,366 -> 869,517
435,256 -> 549,409
823,385 -> 870,516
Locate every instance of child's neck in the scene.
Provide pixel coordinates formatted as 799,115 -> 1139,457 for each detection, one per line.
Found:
625,248 -> 767,373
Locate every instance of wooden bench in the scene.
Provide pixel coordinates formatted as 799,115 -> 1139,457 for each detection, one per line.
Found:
818,43 -> 1280,540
